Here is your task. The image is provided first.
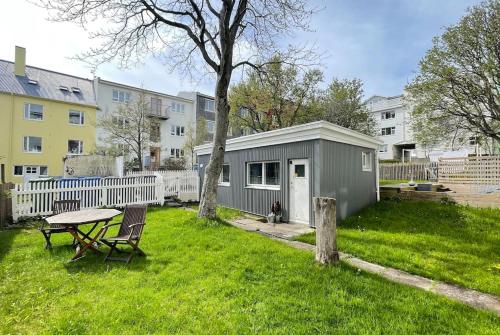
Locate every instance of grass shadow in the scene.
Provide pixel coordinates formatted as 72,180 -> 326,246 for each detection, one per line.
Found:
0,228 -> 22,263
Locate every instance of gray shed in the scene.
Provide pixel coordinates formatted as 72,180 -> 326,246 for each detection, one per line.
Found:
195,121 -> 382,226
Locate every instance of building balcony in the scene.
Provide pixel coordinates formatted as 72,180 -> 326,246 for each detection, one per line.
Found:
148,109 -> 169,119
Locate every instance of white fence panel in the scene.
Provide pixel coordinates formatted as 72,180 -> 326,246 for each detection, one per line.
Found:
438,156 -> 500,184
126,170 -> 199,202
11,175 -> 164,222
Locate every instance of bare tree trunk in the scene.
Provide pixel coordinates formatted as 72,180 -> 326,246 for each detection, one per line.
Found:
314,197 -> 339,265
198,72 -> 231,219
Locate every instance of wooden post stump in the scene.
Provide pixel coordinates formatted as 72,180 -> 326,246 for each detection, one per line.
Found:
314,197 -> 339,265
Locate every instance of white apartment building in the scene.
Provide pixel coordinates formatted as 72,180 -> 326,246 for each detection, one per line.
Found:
94,78 -> 195,169
366,94 -> 484,161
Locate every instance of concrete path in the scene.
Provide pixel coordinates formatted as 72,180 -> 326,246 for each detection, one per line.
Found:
228,218 -> 500,315
231,218 -> 315,239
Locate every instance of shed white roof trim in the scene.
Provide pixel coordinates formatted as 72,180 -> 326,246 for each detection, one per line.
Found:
194,121 -> 382,155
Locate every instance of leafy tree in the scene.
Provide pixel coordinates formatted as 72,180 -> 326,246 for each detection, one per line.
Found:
41,0 -> 317,219
183,117 -> 208,168
406,0 -> 500,148
319,78 -> 376,136
229,59 -> 323,133
99,93 -> 156,170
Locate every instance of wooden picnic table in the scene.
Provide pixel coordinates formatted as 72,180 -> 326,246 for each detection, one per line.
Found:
46,208 -> 121,261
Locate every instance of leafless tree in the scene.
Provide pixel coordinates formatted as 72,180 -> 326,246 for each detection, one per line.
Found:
99,92 -> 156,170
39,0 -> 318,219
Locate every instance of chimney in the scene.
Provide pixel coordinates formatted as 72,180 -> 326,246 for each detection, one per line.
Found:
14,46 -> 26,77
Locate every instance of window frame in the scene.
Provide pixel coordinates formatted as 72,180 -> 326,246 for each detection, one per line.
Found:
171,102 -> 185,114
23,136 -> 42,153
13,165 -> 23,176
112,89 -> 131,103
362,152 -> 373,172
67,140 -> 84,155
24,103 -> 44,121
246,161 -> 280,190
206,120 -> 215,134
381,126 -> 395,136
219,164 -> 230,186
68,110 -> 85,125
378,144 -> 388,153
381,111 -> 395,120
204,99 -> 215,113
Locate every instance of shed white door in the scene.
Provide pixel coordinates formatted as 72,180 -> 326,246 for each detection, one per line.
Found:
289,159 -> 309,224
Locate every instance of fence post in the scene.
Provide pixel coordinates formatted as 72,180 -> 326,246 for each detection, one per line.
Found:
314,197 -> 339,265
11,184 -> 18,223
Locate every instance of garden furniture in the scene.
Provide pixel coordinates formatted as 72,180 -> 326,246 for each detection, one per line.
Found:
45,208 -> 121,261
39,199 -> 80,249
100,204 -> 147,264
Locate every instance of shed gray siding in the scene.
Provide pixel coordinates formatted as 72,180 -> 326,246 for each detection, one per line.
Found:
318,139 -> 377,220
197,139 -> 377,225
198,140 -> 319,223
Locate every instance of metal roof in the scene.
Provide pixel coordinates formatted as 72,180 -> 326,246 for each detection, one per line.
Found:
195,120 -> 383,155
0,59 -> 97,107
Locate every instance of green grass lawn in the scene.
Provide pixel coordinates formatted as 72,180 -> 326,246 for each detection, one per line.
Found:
295,200 -> 500,296
1,207 -> 499,334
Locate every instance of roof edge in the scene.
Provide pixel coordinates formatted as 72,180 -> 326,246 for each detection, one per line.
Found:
195,121 -> 382,155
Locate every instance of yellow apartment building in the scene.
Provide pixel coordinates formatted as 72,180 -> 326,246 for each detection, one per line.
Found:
0,47 -> 98,183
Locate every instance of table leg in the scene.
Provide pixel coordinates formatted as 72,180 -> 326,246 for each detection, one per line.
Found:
67,225 -> 104,261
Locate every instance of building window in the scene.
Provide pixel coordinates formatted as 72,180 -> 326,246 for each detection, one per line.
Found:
69,110 -> 84,125
112,89 -> 131,103
24,103 -> 43,120
25,166 -> 37,174
204,98 -> 215,113
381,111 -> 395,120
151,97 -> 162,115
13,165 -> 23,176
39,166 -> 48,176
171,102 -> 185,113
381,127 -> 395,136
170,148 -> 184,158
362,152 -> 373,172
219,164 -> 230,186
379,144 -> 388,153
68,140 -> 83,155
23,136 -> 42,153
247,161 -> 280,188
207,120 -> 215,134
170,125 -> 185,136
469,136 -> 478,145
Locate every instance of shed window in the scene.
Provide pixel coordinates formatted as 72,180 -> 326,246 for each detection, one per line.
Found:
219,164 -> 230,186
294,164 -> 305,177
362,152 -> 373,172
247,161 -> 280,189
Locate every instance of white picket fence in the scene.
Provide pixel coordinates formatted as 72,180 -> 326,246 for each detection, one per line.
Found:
126,170 -> 200,201
11,175 -> 164,222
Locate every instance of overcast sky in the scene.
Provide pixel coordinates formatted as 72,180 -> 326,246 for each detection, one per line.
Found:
0,0 -> 482,98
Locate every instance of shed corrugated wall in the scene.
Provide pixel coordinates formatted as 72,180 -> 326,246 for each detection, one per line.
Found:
197,138 -> 377,225
198,140 -> 318,223
318,139 -> 377,221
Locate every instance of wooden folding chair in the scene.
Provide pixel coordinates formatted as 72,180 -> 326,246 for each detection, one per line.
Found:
100,204 -> 147,264
40,199 -> 80,249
